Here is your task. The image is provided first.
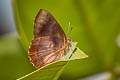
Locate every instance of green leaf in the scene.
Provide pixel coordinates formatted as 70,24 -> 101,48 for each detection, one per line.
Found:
0,34 -> 35,80
17,42 -> 88,80
13,0 -> 101,79
13,0 -> 120,79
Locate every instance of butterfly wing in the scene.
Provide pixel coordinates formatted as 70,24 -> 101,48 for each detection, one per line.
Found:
34,9 -> 67,43
28,9 -> 68,68
29,36 -> 67,68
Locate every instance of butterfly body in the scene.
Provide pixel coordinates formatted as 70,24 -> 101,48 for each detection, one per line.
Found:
28,9 -> 69,68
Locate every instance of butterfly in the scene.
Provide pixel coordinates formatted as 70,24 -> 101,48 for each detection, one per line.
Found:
28,9 -> 71,68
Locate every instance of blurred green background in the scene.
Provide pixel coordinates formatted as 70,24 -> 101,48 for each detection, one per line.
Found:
0,0 -> 120,80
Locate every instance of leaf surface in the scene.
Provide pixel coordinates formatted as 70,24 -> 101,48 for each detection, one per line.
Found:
17,42 -> 88,80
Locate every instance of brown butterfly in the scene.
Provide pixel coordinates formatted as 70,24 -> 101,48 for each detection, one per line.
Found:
28,9 -> 70,68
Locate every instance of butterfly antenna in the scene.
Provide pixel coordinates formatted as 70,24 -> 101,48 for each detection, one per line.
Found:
67,22 -> 72,39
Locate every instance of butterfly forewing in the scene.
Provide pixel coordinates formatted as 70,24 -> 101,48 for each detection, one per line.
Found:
28,9 -> 68,68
